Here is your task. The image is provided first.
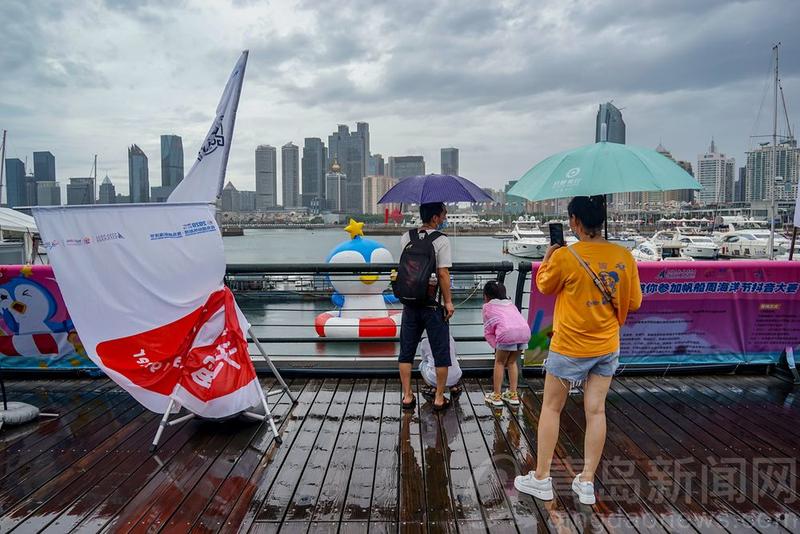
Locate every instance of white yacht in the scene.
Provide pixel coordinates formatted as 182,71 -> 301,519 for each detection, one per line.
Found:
717,230 -> 785,258
505,219 -> 550,259
631,241 -> 694,262
504,218 -> 578,259
652,230 -> 719,259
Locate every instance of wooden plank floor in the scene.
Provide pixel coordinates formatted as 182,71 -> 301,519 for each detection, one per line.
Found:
0,375 -> 799,533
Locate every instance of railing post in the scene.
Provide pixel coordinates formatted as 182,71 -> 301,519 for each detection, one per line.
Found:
496,260 -> 513,284
514,261 -> 532,311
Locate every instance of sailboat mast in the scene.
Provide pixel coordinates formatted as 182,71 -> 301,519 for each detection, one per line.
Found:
769,43 -> 780,259
93,154 -> 97,203
0,130 -> 6,206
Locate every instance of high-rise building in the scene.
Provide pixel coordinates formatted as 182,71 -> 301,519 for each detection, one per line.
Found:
150,186 -> 172,202
221,181 -> 241,212
25,174 -> 37,206
388,156 -> 425,180
33,151 -> 56,182
255,145 -> 277,210
596,103 -> 628,207
67,177 -> 95,205
441,147 -> 459,175
325,160 -> 347,212
696,139 -> 735,205
745,138 -> 799,202
301,138 -> 326,208
281,142 -> 300,208
369,154 -> 385,176
595,103 -> 625,144
160,134 -> 184,191
5,159 -> 26,207
674,160 -> 695,203
239,190 -> 257,211
735,167 -> 746,203
128,144 -> 150,203
656,143 -> 693,204
504,180 -> 527,216
37,181 -> 61,206
99,175 -> 116,204
328,123 -> 369,213
362,175 -> 397,215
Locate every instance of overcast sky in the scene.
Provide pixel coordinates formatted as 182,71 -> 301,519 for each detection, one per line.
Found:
2,0 -> 799,197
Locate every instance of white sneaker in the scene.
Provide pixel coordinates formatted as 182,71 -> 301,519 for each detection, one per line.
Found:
484,392 -> 504,407
514,471 -> 553,500
572,474 -> 596,505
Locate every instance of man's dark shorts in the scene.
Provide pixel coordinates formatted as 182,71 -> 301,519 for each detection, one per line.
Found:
399,305 -> 451,367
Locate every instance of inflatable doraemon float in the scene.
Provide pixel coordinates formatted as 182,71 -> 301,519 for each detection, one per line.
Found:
315,219 -> 401,338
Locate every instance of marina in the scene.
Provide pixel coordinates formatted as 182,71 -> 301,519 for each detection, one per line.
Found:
1,7 -> 799,532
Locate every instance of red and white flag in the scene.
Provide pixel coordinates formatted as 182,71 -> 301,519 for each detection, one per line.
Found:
32,203 -> 261,416
31,52 -> 261,416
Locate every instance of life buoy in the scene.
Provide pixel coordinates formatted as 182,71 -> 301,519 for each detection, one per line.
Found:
315,310 -> 401,338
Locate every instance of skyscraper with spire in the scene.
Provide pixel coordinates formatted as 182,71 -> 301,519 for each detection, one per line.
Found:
327,123 -> 369,213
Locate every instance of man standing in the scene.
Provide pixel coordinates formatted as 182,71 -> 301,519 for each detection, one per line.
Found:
396,202 -> 454,411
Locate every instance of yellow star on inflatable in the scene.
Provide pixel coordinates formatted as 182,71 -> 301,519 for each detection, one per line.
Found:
20,264 -> 33,278
344,219 -> 365,239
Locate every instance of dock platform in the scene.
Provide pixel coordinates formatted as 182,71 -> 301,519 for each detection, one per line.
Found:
0,374 -> 798,532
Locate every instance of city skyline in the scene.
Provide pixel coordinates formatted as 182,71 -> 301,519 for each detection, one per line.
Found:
2,1 -> 798,198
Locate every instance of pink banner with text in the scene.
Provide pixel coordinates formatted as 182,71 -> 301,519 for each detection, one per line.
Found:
526,261 -> 800,367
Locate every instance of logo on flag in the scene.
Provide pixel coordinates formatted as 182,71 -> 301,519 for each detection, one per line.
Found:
197,115 -> 225,162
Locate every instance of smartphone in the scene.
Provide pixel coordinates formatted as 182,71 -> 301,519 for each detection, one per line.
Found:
549,223 -> 566,246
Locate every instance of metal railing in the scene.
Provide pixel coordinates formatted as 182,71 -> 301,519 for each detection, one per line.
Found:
226,261 -> 522,373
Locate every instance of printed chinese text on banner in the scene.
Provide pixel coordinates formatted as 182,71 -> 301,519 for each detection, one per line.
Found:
525,260 -> 800,367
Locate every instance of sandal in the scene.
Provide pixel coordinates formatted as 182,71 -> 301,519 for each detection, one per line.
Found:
421,386 -> 436,401
449,384 -> 463,399
401,395 -> 416,411
433,397 -> 451,412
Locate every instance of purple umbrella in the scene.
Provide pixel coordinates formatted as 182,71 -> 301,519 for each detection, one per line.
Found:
378,174 -> 494,204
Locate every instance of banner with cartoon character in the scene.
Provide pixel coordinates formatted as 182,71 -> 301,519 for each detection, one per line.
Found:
0,264 -> 92,369
525,260 -> 800,367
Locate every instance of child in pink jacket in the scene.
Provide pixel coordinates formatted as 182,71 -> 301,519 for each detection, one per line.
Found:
482,280 -> 531,407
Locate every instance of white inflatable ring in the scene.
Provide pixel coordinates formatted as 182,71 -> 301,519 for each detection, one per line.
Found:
315,310 -> 401,338
0,402 -> 40,425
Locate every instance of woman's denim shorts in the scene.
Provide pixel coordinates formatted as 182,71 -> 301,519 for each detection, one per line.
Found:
544,350 -> 620,384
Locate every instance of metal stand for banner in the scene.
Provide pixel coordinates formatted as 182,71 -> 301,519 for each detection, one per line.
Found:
148,328 -> 296,453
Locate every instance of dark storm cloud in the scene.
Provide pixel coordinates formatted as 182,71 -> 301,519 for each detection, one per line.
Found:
2,0 -> 798,191
278,0 -> 800,112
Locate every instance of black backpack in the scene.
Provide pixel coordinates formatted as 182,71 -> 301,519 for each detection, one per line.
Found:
392,229 -> 444,306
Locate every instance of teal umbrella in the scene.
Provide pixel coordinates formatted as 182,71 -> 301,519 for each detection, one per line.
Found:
507,141 -> 701,201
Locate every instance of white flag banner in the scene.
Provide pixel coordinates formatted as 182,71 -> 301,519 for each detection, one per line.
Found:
32,204 -> 261,417
169,50 -> 248,203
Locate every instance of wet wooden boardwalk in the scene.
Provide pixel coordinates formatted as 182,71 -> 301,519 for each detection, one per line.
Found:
0,374 -> 799,533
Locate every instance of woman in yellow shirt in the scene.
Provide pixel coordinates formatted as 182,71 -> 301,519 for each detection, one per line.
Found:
515,195 -> 642,505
